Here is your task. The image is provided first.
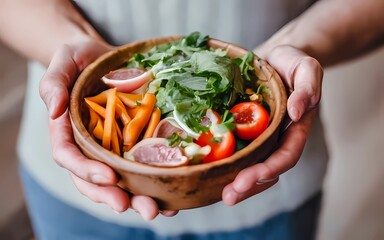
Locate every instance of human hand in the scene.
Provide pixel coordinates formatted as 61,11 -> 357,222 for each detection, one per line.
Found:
39,38 -> 178,220
222,45 -> 323,205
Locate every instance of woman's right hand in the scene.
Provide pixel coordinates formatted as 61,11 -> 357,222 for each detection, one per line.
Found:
39,38 -> 178,221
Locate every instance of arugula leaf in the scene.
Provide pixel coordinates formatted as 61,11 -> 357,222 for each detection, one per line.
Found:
234,51 -> 255,81
185,31 -> 209,47
220,110 -> 235,131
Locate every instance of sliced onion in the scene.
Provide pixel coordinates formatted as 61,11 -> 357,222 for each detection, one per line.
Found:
153,117 -> 188,139
101,68 -> 154,93
173,110 -> 200,139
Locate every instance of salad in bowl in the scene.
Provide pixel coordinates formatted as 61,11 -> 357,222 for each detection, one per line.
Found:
69,32 -> 287,210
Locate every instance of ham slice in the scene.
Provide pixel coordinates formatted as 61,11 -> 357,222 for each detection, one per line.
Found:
124,138 -> 188,167
153,117 -> 188,139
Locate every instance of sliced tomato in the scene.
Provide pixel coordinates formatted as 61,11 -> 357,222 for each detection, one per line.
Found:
195,109 -> 236,163
195,130 -> 236,163
230,102 -> 269,140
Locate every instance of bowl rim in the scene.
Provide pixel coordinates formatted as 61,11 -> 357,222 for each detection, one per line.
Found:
69,36 -> 287,176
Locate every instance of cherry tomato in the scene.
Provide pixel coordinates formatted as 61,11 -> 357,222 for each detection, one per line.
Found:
195,130 -> 236,163
230,102 -> 269,140
195,109 -> 236,163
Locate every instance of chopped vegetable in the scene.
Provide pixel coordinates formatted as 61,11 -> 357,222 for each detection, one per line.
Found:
83,32 -> 271,165
102,68 -> 154,93
116,92 -> 143,108
230,102 -> 269,140
87,107 -> 100,134
102,88 -> 117,150
84,98 -> 106,118
115,97 -> 131,125
111,119 -> 121,155
143,107 -> 161,139
92,118 -> 104,140
194,109 -> 236,163
123,93 -> 157,151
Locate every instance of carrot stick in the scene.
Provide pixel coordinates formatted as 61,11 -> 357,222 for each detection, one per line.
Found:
102,88 -> 117,150
85,99 -> 106,118
93,118 -> 104,140
114,119 -> 122,141
123,93 -> 156,151
111,119 -> 121,155
126,106 -> 140,118
85,88 -> 113,106
115,97 -> 131,125
117,92 -> 143,108
88,107 -> 100,134
143,107 -> 161,138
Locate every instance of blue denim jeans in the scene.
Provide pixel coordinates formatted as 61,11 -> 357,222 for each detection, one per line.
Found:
20,164 -> 321,240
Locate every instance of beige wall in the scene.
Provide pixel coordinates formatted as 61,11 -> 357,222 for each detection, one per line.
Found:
0,41 -> 383,239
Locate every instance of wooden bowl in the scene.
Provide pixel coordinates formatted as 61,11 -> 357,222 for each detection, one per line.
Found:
69,36 -> 287,210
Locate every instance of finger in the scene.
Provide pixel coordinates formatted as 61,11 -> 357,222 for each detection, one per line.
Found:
223,177 -> 278,206
39,44 -> 78,119
159,210 -> 179,217
39,40 -> 112,119
49,110 -> 118,185
261,46 -> 323,121
223,109 -> 317,199
130,195 -> 160,221
286,56 -> 323,121
70,172 -> 130,213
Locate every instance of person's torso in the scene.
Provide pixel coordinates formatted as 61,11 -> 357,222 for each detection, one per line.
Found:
18,0 -> 328,236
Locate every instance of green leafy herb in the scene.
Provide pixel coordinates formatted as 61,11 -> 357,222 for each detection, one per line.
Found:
125,32 -> 260,133
234,51 -> 255,81
220,110 -> 235,131
166,133 -> 193,147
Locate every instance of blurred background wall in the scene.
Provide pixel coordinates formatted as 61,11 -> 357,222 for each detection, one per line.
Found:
0,40 -> 382,239
0,41 -> 32,239
317,46 -> 384,240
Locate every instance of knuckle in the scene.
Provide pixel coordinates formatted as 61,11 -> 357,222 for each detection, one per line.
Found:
70,173 -> 104,204
38,77 -> 50,102
300,57 -> 323,106
280,148 -> 299,169
287,157 -> 298,169
302,56 -> 321,69
51,149 -> 65,168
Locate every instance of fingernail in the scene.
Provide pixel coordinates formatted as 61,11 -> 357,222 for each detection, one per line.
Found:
132,208 -> 151,221
47,96 -> 55,117
289,106 -> 299,121
256,177 -> 277,185
141,209 -> 153,222
113,210 -> 122,215
223,189 -> 238,206
91,174 -> 109,184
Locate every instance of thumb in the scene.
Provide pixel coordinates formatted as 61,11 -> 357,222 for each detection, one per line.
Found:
257,45 -> 323,122
39,44 -> 78,119
39,40 -> 113,119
